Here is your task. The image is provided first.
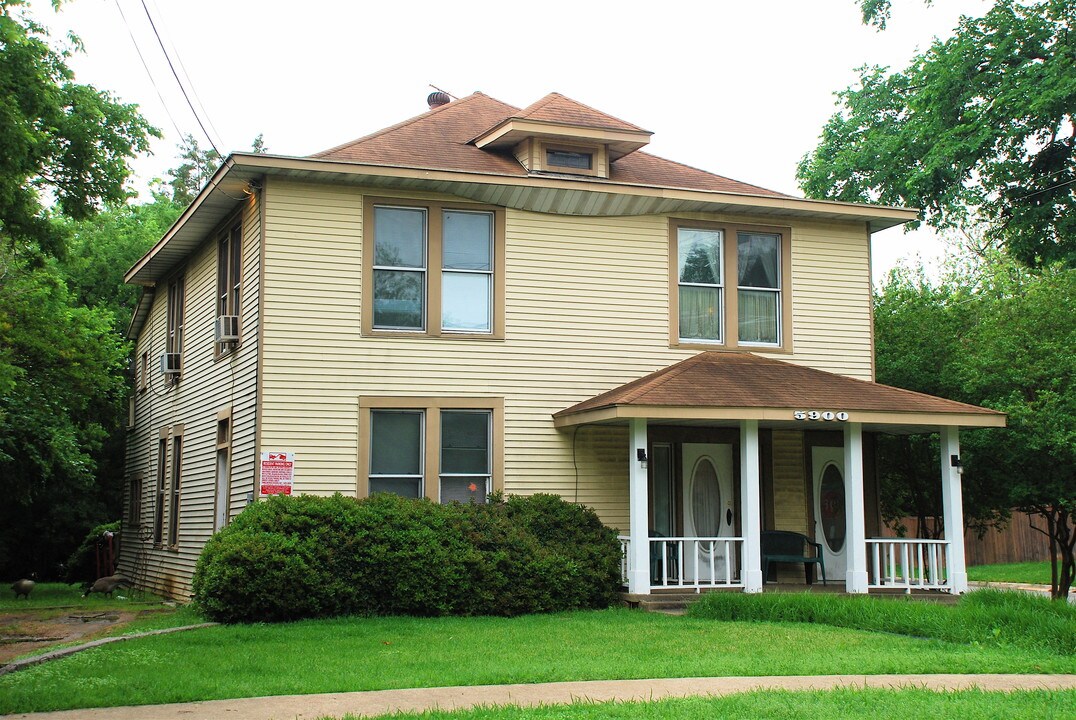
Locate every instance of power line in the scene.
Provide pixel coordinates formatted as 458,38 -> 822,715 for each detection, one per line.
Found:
112,0 -> 185,141
137,0 -> 221,157
147,0 -> 225,151
1016,176 -> 1076,201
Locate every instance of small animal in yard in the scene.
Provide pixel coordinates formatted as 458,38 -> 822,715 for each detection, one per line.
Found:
11,578 -> 35,599
83,575 -> 127,598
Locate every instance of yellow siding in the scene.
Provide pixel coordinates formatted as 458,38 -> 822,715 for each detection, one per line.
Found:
260,181 -> 875,530
771,430 -> 810,582
120,196 -> 262,599
790,220 -> 873,380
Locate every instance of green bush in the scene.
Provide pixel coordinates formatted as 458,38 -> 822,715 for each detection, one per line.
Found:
192,493 -> 621,623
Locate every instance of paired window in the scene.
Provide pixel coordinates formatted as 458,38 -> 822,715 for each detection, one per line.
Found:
362,198 -> 505,338
671,220 -> 790,350
154,426 -> 184,547
216,220 -> 243,349
153,435 -> 167,544
165,274 -> 185,381
360,398 -> 502,504
139,351 -> 149,392
214,411 -> 232,532
167,431 -> 183,546
127,475 -> 143,530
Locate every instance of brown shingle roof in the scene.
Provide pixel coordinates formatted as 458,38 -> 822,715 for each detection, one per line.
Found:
555,352 -> 1004,418
312,92 -> 790,198
513,92 -> 648,132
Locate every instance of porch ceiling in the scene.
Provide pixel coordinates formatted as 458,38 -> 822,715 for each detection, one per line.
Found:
552,352 -> 1006,434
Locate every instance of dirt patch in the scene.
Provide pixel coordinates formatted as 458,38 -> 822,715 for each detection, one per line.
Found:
0,610 -> 144,663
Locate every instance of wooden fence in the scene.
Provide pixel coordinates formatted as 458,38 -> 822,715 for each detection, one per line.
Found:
882,511 -> 1053,566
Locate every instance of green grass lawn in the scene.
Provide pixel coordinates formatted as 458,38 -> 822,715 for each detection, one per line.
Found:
0,581 -> 167,611
968,561 -> 1055,585
327,688 -> 1076,720
2,592 -> 1075,715
689,588 -> 1076,656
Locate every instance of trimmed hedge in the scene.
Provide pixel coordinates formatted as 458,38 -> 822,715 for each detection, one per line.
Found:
192,493 -> 621,623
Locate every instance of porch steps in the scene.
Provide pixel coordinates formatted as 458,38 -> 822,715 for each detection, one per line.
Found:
619,590 -> 724,613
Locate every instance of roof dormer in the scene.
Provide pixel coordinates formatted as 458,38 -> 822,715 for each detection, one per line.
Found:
472,92 -> 652,179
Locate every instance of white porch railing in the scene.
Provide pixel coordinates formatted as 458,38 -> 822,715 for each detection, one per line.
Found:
867,538 -> 950,591
619,535 -> 745,590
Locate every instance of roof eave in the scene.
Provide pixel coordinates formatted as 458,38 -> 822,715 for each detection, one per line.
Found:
552,404 -> 1007,431
126,152 -> 919,284
233,153 -> 918,227
126,286 -> 156,341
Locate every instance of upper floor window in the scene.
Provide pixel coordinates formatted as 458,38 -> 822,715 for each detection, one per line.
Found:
737,232 -> 781,346
363,198 -> 505,339
677,227 -> 724,344
216,221 -> 243,346
670,219 -> 790,351
165,274 -> 185,383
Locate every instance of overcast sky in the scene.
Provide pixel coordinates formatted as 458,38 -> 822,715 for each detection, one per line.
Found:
34,0 -> 990,282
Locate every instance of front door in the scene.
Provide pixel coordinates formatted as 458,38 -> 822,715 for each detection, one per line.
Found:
682,443 -> 735,580
812,447 -> 847,581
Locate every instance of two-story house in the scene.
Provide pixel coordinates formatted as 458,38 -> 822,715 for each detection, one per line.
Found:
120,91 -> 1004,601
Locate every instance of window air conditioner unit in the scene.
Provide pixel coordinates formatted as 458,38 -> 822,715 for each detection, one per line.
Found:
160,353 -> 181,375
215,315 -> 240,343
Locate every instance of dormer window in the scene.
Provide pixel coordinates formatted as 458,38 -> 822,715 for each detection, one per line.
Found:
471,93 -> 653,181
546,149 -> 593,171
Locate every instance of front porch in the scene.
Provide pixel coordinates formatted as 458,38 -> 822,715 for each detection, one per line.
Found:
552,353 -> 1007,599
618,534 -> 957,593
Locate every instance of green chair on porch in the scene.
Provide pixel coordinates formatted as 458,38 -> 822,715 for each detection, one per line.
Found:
649,530 -> 680,585
761,530 -> 827,585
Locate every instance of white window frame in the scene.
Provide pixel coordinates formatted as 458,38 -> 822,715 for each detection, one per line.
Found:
438,409 -> 493,504
736,231 -> 782,348
368,410 -> 426,498
441,209 -> 494,334
676,227 -> 725,345
371,205 -> 428,332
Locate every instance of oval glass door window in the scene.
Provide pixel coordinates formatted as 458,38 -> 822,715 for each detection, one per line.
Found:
691,458 -> 720,537
819,463 -> 845,552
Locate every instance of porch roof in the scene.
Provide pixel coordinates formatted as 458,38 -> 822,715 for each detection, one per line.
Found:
552,352 -> 1006,434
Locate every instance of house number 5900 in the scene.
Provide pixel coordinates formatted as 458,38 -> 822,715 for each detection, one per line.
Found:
793,410 -> 849,421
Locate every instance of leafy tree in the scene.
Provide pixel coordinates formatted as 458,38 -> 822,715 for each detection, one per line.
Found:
873,263 -> 1007,539
0,248 -> 128,579
0,0 -> 159,578
957,262 -> 1076,600
0,0 -> 156,257
856,0 -> 931,29
56,194 -> 181,331
167,134 -> 220,206
873,257 -> 1076,599
800,0 -> 1076,267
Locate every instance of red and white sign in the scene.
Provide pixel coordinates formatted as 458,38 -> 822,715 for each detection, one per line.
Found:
259,451 -> 295,495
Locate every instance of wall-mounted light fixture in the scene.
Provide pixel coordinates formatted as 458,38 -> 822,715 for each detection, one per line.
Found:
636,448 -> 648,468
950,455 -> 964,475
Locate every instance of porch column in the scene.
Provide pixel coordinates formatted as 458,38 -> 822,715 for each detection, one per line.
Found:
843,422 -> 869,593
627,417 -> 651,595
940,426 -> 968,594
740,420 -> 764,593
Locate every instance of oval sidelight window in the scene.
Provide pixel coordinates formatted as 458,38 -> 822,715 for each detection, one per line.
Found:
819,463 -> 846,552
691,458 -> 721,537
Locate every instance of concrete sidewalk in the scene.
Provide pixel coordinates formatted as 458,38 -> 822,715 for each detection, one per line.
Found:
9,674 -> 1076,720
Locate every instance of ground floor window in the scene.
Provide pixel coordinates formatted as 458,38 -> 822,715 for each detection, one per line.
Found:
361,397 -> 502,504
